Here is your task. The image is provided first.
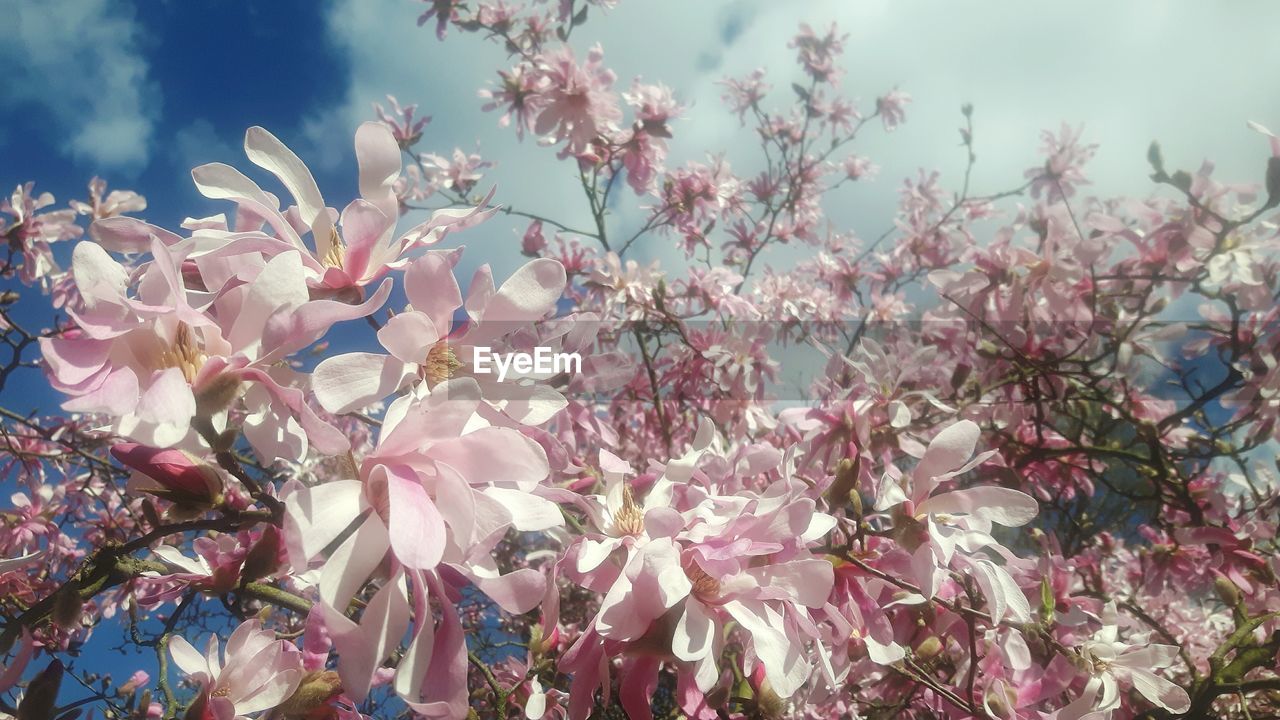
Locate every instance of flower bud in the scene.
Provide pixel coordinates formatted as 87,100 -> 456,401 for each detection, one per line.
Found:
276,670 -> 343,718
1039,577 -> 1056,625
1266,156 -> 1280,208
18,660 -> 64,720
753,678 -> 786,720
112,443 -> 224,513
914,636 -> 944,660
825,456 -> 860,512
195,374 -> 244,418
240,526 -> 284,584
1214,575 -> 1242,608
52,581 -> 84,630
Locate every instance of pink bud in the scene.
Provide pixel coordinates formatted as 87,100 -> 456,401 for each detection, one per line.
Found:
111,443 -> 224,507
522,220 -> 547,256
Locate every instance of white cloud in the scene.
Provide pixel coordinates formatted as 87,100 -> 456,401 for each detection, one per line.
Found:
3,0 -> 158,171
173,119 -> 239,172
313,0 -> 1280,279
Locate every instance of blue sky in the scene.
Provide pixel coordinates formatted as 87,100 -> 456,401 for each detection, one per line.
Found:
2,1 -> 351,230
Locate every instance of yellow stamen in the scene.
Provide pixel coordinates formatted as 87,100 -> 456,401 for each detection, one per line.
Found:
612,484 -> 646,537
421,342 -> 461,387
685,560 -> 721,601
322,227 -> 346,269
159,322 -> 206,384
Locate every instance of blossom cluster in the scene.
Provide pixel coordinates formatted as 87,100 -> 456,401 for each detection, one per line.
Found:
2,5 -> 1279,720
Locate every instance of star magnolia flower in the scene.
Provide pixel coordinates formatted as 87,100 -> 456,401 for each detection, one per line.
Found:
1,182 -> 83,286
283,378 -> 558,702
875,420 -> 1039,610
169,620 -> 304,720
41,236 -> 384,455
91,123 -> 490,300
70,177 -> 146,220
575,425 -> 712,575
312,250 -> 567,425
1057,602 -> 1192,718
569,428 -> 836,707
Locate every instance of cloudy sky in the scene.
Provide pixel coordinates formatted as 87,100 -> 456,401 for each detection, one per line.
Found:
4,0 -> 1280,282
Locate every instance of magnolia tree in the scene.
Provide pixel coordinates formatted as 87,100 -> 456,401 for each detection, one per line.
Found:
2,4 -> 1279,720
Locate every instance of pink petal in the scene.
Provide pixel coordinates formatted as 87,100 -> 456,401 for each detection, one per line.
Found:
90,216 -> 182,253
378,311 -> 439,365
671,601 -> 714,662
244,126 -> 330,235
918,486 -> 1039,527
404,250 -> 463,331
382,464 -> 446,569
355,121 -> 402,222
260,278 -> 392,363
915,419 -> 980,485
338,199 -> 393,282
312,352 -> 410,414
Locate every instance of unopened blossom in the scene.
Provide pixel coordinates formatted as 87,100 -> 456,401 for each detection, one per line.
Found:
111,443 -> 224,511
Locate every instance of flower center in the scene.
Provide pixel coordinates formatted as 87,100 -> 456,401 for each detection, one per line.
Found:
159,322 -> 206,384
684,560 -> 721,601
322,227 -> 346,269
612,484 -> 645,537
211,685 -> 232,698
421,342 -> 461,387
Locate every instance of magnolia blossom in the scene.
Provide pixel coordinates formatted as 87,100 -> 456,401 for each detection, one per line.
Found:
1058,603 -> 1192,718
283,378 -> 559,705
169,620 -> 304,720
312,251 -> 568,424
41,238 -> 377,457
8,8 -> 1280,720
1,183 -> 84,285
875,420 -> 1038,616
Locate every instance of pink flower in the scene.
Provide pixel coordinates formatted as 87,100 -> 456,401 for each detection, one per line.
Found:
522,220 -> 548,256
283,379 -> 555,701
876,88 -> 911,131
720,69 -> 770,123
169,619 -> 304,720
70,177 -> 146,220
480,64 -> 548,138
1026,123 -> 1097,201
1,183 -> 83,286
532,44 -> 622,157
1058,602 -> 1191,718
420,148 -> 492,195
790,23 -> 847,83
875,420 -> 1038,608
417,0 -> 461,39
311,251 -> 567,424
374,94 -> 430,148
41,239 -> 371,457
187,123 -> 488,296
